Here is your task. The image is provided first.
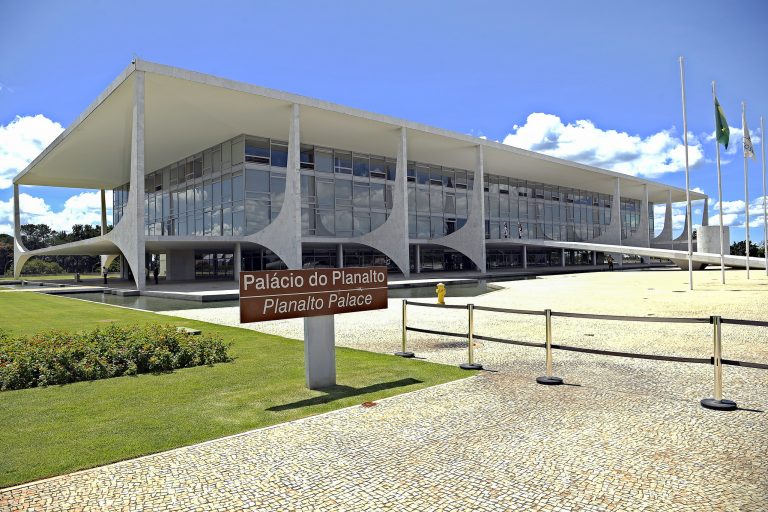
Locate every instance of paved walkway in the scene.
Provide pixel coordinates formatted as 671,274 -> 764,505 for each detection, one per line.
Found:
2,268 -> 766,511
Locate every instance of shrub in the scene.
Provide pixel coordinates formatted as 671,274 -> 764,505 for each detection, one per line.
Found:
21,258 -> 64,275
0,324 -> 232,391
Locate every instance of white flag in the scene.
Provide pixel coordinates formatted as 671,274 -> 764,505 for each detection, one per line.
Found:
743,109 -> 756,160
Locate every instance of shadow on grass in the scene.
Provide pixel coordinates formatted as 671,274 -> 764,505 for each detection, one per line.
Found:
267,378 -> 423,412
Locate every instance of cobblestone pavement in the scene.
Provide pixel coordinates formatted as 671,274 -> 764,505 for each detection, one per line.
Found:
2,269 -> 767,511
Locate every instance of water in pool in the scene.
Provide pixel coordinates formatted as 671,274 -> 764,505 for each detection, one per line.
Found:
55,281 -> 500,311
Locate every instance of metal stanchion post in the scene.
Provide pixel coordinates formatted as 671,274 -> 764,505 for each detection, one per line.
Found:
460,304 -> 482,370
395,300 -> 415,358
701,316 -> 736,410
536,309 -> 563,385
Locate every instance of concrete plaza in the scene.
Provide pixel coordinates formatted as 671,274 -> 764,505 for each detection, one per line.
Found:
2,268 -> 767,511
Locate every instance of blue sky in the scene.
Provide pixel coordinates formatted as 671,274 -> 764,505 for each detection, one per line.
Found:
1,0 -> 767,241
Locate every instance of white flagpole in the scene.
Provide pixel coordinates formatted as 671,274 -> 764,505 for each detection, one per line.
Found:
762,115 -> 767,276
713,82 -> 726,284
743,101 -> 751,279
679,57 -> 693,289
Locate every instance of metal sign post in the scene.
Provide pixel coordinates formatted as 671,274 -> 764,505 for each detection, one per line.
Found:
240,266 -> 389,389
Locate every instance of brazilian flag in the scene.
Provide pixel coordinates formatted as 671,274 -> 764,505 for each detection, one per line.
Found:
715,98 -> 730,149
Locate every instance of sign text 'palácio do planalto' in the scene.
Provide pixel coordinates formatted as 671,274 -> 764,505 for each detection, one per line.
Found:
239,267 -> 388,323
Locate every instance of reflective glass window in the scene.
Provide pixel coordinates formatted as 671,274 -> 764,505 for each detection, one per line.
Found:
245,137 -> 270,164
271,142 -> 288,168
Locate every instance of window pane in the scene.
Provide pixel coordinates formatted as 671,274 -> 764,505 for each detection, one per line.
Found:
370,183 -> 385,208
211,208 -> 222,236
271,143 -> 288,167
222,177 -> 232,203
335,179 -> 352,205
315,149 -> 333,173
212,180 -> 221,206
353,156 -> 369,177
222,206 -> 232,236
318,210 -> 334,235
334,151 -> 352,173
246,200 -> 270,234
353,212 -> 370,235
245,137 -> 270,164
416,188 -> 429,213
246,169 -> 270,193
353,184 -> 370,208
271,175 -> 285,215
232,174 -> 244,202
300,145 -> 315,169
336,209 -> 353,235
233,209 -> 244,236
317,180 -> 334,207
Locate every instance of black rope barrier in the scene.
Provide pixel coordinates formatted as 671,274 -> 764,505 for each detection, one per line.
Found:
405,326 -> 467,338
551,311 -> 709,324
720,318 -> 768,328
473,305 -> 545,316
720,358 -> 768,370
473,334 -> 545,349
404,301 -> 467,310
549,343 -> 711,364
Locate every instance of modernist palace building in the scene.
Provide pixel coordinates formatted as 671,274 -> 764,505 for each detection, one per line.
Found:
13,60 -> 713,290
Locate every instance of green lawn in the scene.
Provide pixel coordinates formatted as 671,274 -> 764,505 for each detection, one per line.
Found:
0,292 -> 469,488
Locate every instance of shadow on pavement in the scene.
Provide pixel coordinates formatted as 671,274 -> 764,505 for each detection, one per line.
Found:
267,378 -> 423,412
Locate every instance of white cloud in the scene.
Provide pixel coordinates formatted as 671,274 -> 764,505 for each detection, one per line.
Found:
704,125 -> 762,157
0,114 -> 64,190
502,113 -> 705,178
0,190 -> 112,235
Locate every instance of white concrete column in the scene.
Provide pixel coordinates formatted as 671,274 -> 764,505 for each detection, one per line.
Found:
127,71 -> 146,290
617,177 -> 623,245
561,248 -> 566,267
522,245 -> 528,269
303,315 -> 336,389
592,251 -> 597,266
12,183 -> 31,277
233,243 -> 241,281
666,194 -> 672,248
415,244 -> 421,273
336,243 -> 344,268
100,189 -> 108,235
356,127 -> 410,276
643,184 -> 650,246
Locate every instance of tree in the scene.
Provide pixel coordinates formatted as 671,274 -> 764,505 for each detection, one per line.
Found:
730,240 -> 765,258
20,224 -> 55,250
0,240 -> 12,275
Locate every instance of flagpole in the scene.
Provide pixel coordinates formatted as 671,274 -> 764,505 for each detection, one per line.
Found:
743,101 -> 750,279
713,82 -> 726,284
761,115 -> 767,276
679,57 -> 693,289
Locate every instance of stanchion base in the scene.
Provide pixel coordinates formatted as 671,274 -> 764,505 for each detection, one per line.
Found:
394,351 -> 415,358
536,376 -> 564,385
700,398 -> 737,411
460,363 -> 483,370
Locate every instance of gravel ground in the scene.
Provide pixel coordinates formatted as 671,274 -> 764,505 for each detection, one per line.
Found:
3,267 -> 766,511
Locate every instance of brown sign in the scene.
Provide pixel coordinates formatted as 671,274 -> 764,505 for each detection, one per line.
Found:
239,267 -> 388,323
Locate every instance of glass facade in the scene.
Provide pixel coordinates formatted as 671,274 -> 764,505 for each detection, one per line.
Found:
408,163 -> 473,238
299,145 -> 397,237
109,133 -> 656,257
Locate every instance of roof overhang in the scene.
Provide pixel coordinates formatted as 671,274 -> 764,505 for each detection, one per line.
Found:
14,59 -> 705,204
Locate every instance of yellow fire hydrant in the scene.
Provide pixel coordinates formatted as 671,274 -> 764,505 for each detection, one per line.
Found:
436,282 -> 446,305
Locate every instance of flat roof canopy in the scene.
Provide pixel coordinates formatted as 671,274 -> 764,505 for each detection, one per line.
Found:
15,60 -> 705,204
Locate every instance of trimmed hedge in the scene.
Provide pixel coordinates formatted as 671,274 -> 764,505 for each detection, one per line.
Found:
0,324 -> 231,391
